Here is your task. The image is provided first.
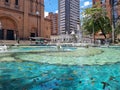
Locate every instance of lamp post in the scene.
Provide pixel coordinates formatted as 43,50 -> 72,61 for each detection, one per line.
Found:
36,11 -> 39,37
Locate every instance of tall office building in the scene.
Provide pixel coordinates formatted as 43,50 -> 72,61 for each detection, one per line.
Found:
58,0 -> 80,35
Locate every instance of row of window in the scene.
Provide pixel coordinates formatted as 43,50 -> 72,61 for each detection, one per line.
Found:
5,0 -> 19,6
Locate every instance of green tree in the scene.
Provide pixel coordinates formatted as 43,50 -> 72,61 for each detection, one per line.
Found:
82,6 -> 112,39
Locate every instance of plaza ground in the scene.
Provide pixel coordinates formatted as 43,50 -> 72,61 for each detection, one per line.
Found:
0,40 -> 31,46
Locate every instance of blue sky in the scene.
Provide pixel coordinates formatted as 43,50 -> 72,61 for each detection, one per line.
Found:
44,0 -> 92,17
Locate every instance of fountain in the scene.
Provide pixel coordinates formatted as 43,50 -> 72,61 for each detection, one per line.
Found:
0,46 -> 120,90
0,22 -> 7,52
103,39 -> 110,47
56,43 -> 63,51
0,45 -> 8,52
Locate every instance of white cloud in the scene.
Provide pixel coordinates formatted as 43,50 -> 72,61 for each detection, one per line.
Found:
84,1 -> 92,7
55,10 -> 58,13
81,5 -> 85,8
44,11 -> 49,17
80,1 -> 92,9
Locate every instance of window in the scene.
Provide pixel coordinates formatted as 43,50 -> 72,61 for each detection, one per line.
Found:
101,0 -> 105,4
5,0 -> 9,3
14,0 -> 19,9
93,1 -> 96,5
4,0 -> 10,6
15,0 -> 18,5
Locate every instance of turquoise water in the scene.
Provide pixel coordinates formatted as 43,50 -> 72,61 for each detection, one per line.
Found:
9,46 -> 77,52
0,61 -> 120,90
0,46 -> 120,90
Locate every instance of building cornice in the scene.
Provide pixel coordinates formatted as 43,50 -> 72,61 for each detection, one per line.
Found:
0,6 -> 24,14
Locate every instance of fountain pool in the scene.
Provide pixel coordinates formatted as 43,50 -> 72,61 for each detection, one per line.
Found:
0,46 -> 120,90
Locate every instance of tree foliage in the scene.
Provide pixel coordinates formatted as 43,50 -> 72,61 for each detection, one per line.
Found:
82,6 -> 112,38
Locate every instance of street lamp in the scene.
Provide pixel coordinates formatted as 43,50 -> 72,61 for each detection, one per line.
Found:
36,11 -> 39,37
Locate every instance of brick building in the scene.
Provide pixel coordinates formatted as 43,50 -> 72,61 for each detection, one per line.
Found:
0,0 -> 44,40
44,18 -> 51,38
46,12 -> 58,35
92,0 -> 112,19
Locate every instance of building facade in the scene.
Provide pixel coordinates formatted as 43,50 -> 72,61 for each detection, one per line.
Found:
92,0 -> 112,19
44,18 -> 51,39
0,0 -> 44,40
58,0 -> 80,35
46,12 -> 58,35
